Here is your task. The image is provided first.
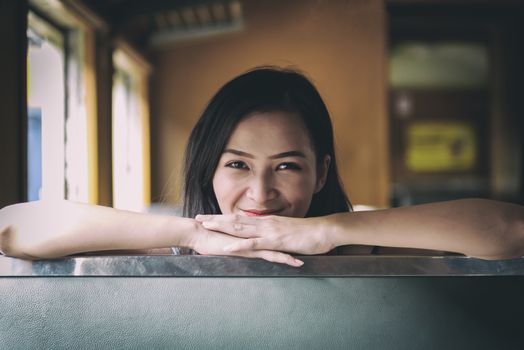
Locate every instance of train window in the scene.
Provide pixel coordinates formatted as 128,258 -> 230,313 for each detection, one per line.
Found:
63,25 -> 97,204
112,46 -> 151,211
26,3 -> 99,204
27,12 -> 66,201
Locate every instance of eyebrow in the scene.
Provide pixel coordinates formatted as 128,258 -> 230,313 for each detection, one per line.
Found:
223,149 -> 307,159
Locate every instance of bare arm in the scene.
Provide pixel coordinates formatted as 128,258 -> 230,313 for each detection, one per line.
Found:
329,199 -> 524,259
0,200 -> 197,259
0,200 -> 302,266
196,199 -> 524,259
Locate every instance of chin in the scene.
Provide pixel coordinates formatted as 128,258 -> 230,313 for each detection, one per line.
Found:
234,208 -> 292,217
269,210 -> 299,218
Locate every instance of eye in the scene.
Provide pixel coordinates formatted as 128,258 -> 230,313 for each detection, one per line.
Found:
225,161 -> 249,170
276,162 -> 302,171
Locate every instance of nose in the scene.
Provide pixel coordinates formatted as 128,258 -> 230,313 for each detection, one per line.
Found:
246,170 -> 278,204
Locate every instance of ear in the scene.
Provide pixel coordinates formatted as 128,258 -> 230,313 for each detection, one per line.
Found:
314,155 -> 331,194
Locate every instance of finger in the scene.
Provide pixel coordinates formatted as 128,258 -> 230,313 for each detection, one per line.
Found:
207,247 -> 303,267
223,238 -> 265,252
196,214 -> 257,224
194,214 -> 214,222
253,250 -> 304,267
201,220 -> 258,238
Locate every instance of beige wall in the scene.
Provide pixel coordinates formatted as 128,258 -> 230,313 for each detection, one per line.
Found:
152,0 -> 389,207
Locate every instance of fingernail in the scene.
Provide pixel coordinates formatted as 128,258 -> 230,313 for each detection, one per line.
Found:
195,214 -> 203,221
294,259 -> 304,267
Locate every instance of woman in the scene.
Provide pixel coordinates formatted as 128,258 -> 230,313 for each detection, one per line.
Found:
1,67 -> 523,266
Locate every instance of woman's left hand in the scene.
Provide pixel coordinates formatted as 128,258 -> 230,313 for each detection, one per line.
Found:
195,214 -> 335,255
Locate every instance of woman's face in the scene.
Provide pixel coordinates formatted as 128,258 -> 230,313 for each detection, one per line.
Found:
212,111 -> 329,218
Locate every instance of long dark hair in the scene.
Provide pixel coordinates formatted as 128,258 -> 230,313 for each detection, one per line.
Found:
183,67 -> 352,218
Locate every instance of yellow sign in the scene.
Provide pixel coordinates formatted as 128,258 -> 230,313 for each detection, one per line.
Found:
406,122 -> 476,172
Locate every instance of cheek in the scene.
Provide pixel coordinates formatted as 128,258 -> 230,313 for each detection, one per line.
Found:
212,170 -> 241,214
279,173 -> 317,216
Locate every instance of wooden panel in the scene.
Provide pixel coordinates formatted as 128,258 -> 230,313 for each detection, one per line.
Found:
94,32 -> 113,207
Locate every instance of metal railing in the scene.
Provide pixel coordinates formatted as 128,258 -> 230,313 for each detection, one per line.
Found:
2,255 -> 523,277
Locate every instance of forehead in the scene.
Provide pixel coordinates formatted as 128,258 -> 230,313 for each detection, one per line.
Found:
226,111 -> 313,155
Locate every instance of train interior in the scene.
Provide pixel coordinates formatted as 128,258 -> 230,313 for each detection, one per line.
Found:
1,0 -> 523,212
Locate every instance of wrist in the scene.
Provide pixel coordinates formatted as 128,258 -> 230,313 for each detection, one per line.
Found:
309,215 -> 339,253
162,216 -> 200,249
324,213 -> 352,249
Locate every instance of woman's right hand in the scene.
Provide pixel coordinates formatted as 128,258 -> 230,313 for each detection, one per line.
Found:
189,222 -> 304,267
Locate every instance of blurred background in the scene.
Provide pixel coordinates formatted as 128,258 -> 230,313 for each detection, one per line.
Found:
1,0 -> 523,213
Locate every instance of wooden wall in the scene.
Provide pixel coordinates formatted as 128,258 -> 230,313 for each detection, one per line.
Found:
151,0 -> 389,207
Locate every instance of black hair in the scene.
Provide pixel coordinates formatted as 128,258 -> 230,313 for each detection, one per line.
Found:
183,67 -> 352,218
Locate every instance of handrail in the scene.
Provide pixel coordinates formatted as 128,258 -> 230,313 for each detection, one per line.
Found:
1,255 -> 524,277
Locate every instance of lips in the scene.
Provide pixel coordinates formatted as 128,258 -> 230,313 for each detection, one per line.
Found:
241,209 -> 282,217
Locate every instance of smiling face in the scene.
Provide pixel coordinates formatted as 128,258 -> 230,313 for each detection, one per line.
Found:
212,111 -> 329,218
